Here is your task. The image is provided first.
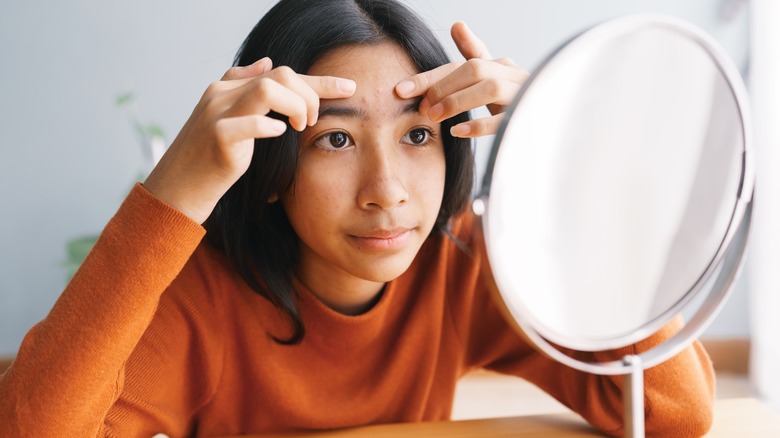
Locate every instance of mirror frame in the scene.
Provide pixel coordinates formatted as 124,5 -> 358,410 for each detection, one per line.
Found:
474,14 -> 754,375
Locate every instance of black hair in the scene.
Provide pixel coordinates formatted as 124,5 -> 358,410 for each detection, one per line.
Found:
204,0 -> 474,344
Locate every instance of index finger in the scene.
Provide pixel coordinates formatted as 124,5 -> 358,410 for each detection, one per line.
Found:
394,62 -> 461,99
451,21 -> 493,60
299,74 -> 357,99
221,57 -> 273,81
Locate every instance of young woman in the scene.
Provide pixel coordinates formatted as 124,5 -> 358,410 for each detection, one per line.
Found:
0,0 -> 715,436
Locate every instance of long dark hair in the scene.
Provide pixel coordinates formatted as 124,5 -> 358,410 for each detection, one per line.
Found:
205,0 -> 475,344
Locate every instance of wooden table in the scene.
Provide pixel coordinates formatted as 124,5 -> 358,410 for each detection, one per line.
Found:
252,398 -> 780,437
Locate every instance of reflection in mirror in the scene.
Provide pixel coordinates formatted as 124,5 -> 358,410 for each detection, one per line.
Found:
485,19 -> 746,351
477,15 -> 753,437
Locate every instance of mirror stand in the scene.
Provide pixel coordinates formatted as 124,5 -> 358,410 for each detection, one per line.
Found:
623,355 -> 644,438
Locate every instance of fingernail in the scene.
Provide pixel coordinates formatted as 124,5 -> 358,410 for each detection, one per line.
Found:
396,80 -> 415,97
338,79 -> 356,94
428,103 -> 444,121
270,119 -> 287,135
450,124 -> 471,137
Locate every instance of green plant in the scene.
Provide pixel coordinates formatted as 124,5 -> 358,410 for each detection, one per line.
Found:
64,236 -> 99,280
63,93 -> 166,281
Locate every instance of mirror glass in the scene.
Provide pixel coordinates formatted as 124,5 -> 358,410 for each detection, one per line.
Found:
482,17 -> 746,352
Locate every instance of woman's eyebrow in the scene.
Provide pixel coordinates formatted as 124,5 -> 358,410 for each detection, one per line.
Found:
317,97 -> 423,120
318,105 -> 366,120
397,98 -> 423,116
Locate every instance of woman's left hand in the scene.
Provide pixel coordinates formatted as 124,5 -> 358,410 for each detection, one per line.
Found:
395,21 -> 528,138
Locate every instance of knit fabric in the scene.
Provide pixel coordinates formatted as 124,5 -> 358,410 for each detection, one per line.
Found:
0,184 -> 715,437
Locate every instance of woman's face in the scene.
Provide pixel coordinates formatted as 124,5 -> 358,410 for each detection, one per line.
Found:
282,42 -> 446,311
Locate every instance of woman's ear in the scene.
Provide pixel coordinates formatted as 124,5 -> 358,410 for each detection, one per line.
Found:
268,194 -> 279,203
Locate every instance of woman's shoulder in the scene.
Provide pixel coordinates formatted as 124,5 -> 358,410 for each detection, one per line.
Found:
163,239 -> 241,310
164,239 -> 282,331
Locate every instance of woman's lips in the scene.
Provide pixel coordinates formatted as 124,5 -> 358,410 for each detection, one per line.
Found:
348,228 -> 414,251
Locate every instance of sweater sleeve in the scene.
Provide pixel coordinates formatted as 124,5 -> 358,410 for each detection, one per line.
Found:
101,269 -> 227,437
0,183 -> 205,437
477,310 -> 715,438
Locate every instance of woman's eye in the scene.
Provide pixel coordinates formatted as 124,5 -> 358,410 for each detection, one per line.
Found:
402,128 -> 431,146
313,131 -> 353,150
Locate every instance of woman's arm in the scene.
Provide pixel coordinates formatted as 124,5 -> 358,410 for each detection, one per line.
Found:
0,184 -> 205,436
0,60 -> 356,436
442,212 -> 713,438
482,309 -> 715,437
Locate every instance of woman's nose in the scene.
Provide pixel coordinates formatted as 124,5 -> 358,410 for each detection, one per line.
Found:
356,144 -> 409,210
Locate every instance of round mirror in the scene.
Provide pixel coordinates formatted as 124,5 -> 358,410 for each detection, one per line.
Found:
477,14 -> 753,368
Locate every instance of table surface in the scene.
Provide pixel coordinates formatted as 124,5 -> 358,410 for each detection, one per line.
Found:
247,398 -> 780,438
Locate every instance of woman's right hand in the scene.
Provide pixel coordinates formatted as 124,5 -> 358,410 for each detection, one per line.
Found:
143,58 -> 357,224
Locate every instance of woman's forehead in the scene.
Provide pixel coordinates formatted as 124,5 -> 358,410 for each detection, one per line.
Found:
308,42 -> 417,86
307,42 -> 421,119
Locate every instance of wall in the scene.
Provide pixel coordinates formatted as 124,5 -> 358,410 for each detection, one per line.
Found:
0,0 -> 750,356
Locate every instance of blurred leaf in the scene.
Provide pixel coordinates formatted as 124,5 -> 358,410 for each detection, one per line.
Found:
144,123 -> 165,139
115,92 -> 135,107
63,92 -> 167,283
63,235 -> 98,281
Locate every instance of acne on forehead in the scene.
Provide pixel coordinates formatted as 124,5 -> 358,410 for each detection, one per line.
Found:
308,42 -> 417,82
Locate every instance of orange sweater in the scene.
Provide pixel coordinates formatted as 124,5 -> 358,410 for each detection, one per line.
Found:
0,184 -> 714,437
